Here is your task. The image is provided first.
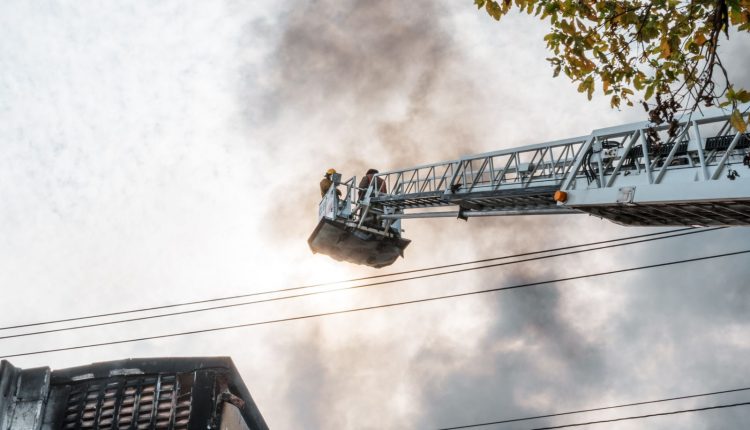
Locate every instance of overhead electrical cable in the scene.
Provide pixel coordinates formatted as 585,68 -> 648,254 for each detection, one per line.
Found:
0,227 -> 708,332
0,227 -> 724,341
437,386 -> 750,429
530,401 -> 750,429
1,247 -> 747,359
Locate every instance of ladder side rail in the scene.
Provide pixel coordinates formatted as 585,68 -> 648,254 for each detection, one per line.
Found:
380,207 -> 580,220
375,158 -> 463,198
566,125 -> 658,191
454,139 -> 586,193
444,135 -> 590,193
526,143 -> 582,188
630,112 -> 743,186
655,108 -> 748,181
579,116 -> 695,190
371,104 -> 747,201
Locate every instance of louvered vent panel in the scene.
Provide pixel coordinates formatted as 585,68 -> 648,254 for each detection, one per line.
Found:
61,373 -> 193,429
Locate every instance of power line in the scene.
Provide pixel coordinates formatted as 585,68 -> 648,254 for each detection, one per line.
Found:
0,227 -> 723,341
437,386 -> 750,429
2,248 -> 746,359
0,227 -> 707,332
530,401 -> 750,429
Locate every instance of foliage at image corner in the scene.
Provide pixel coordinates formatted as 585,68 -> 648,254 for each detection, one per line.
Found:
475,0 -> 750,134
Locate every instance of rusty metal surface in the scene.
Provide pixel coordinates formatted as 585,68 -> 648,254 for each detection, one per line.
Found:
0,357 -> 268,430
0,360 -> 50,430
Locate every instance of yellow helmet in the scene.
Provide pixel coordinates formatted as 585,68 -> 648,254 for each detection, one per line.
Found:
326,168 -> 336,175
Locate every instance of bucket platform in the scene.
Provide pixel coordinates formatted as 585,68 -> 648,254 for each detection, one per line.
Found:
308,218 -> 410,268
309,174 -> 409,268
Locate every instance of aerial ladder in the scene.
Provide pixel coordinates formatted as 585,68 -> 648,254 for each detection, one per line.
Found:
308,105 -> 750,268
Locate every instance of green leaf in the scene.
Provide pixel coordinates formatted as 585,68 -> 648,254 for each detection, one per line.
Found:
730,109 -> 747,133
584,76 -> 595,100
552,65 -> 562,77
485,1 -> 502,20
644,85 -> 655,101
634,73 -> 644,90
735,89 -> 750,103
611,95 -> 621,108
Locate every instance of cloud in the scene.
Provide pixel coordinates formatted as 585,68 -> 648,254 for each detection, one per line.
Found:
3,2 -> 750,429
247,1 -> 750,428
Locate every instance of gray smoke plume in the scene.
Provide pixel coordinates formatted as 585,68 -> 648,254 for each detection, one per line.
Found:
247,1 -> 750,428
255,0 -> 494,247
250,2 -> 625,428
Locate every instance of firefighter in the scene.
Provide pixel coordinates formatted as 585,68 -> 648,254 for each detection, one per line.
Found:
320,168 -> 342,197
358,168 -> 386,201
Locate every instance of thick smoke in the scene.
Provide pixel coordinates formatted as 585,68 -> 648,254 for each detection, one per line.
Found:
256,0 -> 492,247
250,1 -> 750,429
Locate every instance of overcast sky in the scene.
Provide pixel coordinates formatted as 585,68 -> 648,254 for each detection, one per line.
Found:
2,1 -> 750,429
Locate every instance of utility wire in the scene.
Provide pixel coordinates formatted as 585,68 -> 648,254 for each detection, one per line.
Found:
1,247 -> 746,359
531,401 -> 750,429
438,386 -> 750,429
0,227 -> 723,341
0,227 -> 706,332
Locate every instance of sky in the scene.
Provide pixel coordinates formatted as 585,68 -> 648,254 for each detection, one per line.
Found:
1,1 -> 750,429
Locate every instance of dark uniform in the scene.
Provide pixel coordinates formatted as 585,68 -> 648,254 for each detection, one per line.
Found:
358,169 -> 386,201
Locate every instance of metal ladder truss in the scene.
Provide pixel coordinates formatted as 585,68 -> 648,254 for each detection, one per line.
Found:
368,105 -> 750,226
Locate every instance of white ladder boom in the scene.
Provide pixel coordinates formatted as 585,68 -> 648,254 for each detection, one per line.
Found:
367,105 -> 750,226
